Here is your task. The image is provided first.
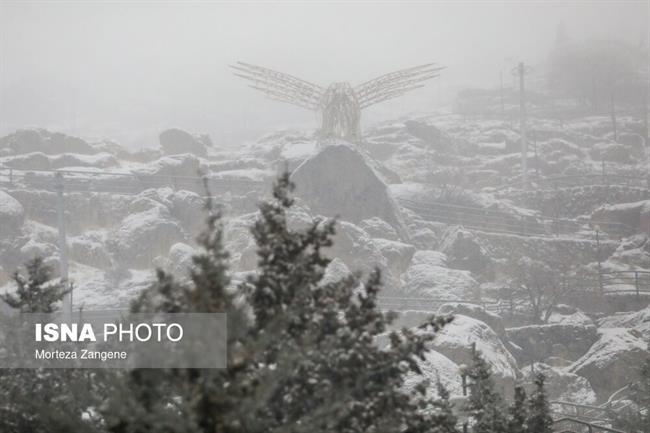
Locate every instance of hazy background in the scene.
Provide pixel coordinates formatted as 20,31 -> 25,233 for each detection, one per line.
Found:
0,1 -> 647,149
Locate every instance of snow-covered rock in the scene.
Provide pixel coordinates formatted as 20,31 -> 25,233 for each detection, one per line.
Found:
0,129 -> 96,155
72,265 -> 153,310
19,238 -> 58,262
438,302 -> 506,337
327,221 -> 391,281
69,232 -> 111,269
320,258 -> 352,286
159,128 -> 210,157
598,305 -> 650,342
166,242 -> 197,278
522,363 -> 597,405
608,234 -> 650,269
3,152 -> 118,170
168,189 -> 206,237
588,142 -> 634,164
592,200 -> 650,234
403,349 -> 463,398
438,226 -> 495,277
359,217 -> 399,241
546,305 -> 595,327
507,323 -> 598,365
373,238 -> 415,277
141,154 -> 202,178
110,206 -> 186,268
431,315 -> 519,393
0,191 -> 25,237
391,310 -> 438,329
402,250 -> 479,298
291,143 -> 406,236
403,120 -> 452,152
568,328 -> 649,400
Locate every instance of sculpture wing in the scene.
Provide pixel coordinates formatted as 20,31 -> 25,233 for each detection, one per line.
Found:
231,62 -> 325,110
354,63 -> 445,109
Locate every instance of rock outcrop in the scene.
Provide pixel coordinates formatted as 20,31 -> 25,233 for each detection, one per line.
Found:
507,323 -> 599,365
522,363 -> 597,405
291,143 -> 407,237
402,250 -> 479,298
0,191 -> 25,238
0,129 -> 96,155
159,128 -> 211,157
109,206 -> 186,268
430,315 -> 520,394
592,200 -> 650,234
569,328 -> 649,400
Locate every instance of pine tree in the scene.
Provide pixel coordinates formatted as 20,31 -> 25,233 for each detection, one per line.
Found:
507,385 -> 527,433
526,373 -> 553,433
0,256 -> 70,313
0,257 -> 98,433
103,172 -> 456,433
429,381 -> 459,433
466,349 -> 507,433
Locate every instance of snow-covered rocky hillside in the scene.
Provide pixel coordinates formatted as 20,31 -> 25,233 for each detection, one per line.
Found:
0,113 -> 649,408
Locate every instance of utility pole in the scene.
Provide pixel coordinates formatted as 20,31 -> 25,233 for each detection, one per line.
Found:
595,226 -> 603,294
533,130 -> 539,178
55,172 -> 72,318
643,80 -> 650,184
513,62 -> 532,189
610,91 -> 618,142
500,69 -> 505,119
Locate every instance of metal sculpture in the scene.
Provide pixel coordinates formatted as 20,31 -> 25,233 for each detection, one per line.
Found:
231,62 -> 444,141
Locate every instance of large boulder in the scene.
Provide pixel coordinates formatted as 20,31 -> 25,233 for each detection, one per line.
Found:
588,142 -> 633,164
69,233 -> 112,269
431,315 -> 519,394
522,363 -> 597,405
598,305 -> 650,343
507,323 -> 598,365
359,217 -> 399,241
143,154 -> 202,178
608,234 -> 650,269
159,128 -> 210,157
438,226 -> 495,278
109,206 -> 186,269
320,258 -> 352,286
546,305 -> 596,327
166,242 -> 197,279
372,238 -> 415,277
592,200 -> 650,234
0,129 -> 96,155
50,152 -> 118,169
19,239 -> 58,262
403,349 -> 463,398
438,302 -> 506,337
168,190 -> 206,236
0,191 -> 25,238
3,152 -> 117,170
402,250 -> 479,298
568,328 -> 649,400
391,310 -> 439,329
2,152 -> 52,170
291,143 -> 407,237
403,120 -> 452,152
326,221 -> 392,282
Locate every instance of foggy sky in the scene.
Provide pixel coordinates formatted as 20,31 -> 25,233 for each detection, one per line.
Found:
0,1 -> 647,149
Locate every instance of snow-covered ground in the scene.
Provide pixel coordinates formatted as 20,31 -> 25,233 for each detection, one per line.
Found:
0,113 -> 649,406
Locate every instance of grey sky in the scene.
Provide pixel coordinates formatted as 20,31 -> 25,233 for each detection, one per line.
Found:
0,1 -> 647,148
